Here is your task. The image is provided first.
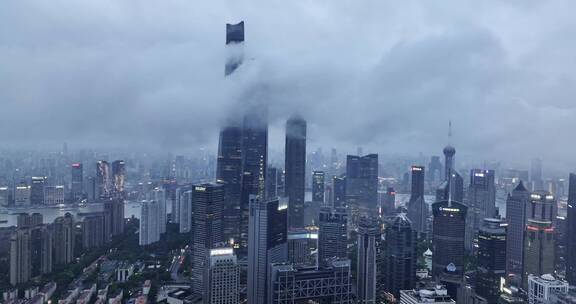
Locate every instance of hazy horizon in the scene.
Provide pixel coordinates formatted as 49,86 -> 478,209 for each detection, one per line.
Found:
2,1 -> 576,171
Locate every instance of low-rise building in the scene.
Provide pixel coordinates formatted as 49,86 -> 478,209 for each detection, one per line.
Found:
528,274 -> 569,304
399,285 -> 456,304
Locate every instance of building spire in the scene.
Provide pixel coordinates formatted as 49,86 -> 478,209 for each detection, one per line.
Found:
448,120 -> 452,141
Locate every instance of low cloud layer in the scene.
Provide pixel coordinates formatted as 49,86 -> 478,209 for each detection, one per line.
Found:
1,0 -> 576,170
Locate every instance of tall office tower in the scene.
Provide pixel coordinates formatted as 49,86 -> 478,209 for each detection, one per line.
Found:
566,174 -> 576,285
247,197 -> 288,304
241,112 -> 268,210
192,183 -> 225,294
139,200 -> 160,246
346,154 -> 379,213
505,181 -> 530,283
333,175 -> 346,208
287,228 -> 317,267
436,171 -> 464,203
52,213 -> 75,265
0,186 -> 9,207
111,160 -> 126,197
96,160 -> 111,198
268,259 -> 352,304
225,21 -> 244,75
30,177 -> 45,205
14,184 -> 31,206
30,224 -> 53,276
428,156 -> 443,183
178,190 -> 192,233
217,124 -> 243,244
152,187 -> 167,234
86,176 -> 96,202
204,247 -> 240,304
466,169 -> 496,251
103,198 -> 124,237
81,213 -> 107,249
357,217 -> 379,304
285,116 -> 307,228
71,163 -> 83,201
10,228 -> 31,285
312,171 -> 325,205
523,191 -> 556,287
530,158 -> 544,191
43,185 -> 65,205
475,218 -> 507,303
382,213 -> 417,298
407,166 -> 428,235
266,166 -> 280,200
432,200 -> 467,300
318,207 -> 348,266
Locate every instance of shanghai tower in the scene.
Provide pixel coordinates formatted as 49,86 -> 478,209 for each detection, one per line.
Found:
217,21 -> 245,245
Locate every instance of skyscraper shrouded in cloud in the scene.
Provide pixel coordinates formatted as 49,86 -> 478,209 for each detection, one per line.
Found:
566,173 -> 576,285
407,165 -> 428,235
285,116 -> 306,228
247,196 -> 288,304
218,21 -> 246,249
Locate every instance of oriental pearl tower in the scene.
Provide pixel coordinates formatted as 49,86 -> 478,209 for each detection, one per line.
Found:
443,121 -> 455,180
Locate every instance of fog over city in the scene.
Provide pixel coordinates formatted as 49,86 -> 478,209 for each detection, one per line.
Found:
1,0 -> 575,170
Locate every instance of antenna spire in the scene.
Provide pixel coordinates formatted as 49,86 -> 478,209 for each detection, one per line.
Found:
448,120 -> 452,140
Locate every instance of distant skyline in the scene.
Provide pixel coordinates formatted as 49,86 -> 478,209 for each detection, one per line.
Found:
2,1 -> 576,171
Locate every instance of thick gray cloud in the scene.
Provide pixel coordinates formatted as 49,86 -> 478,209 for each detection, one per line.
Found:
1,0 -> 576,170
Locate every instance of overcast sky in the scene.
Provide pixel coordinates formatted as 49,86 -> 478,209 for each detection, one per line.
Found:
1,0 -> 576,170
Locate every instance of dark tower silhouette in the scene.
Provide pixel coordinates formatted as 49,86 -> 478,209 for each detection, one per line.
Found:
475,218 -> 507,303
382,213 -> 417,298
443,121 -> 456,180
218,21 -> 246,247
505,181 -> 530,284
407,166 -> 428,235
566,173 -> 576,285
285,116 -> 307,228
345,154 -> 378,213
432,199 -> 467,300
